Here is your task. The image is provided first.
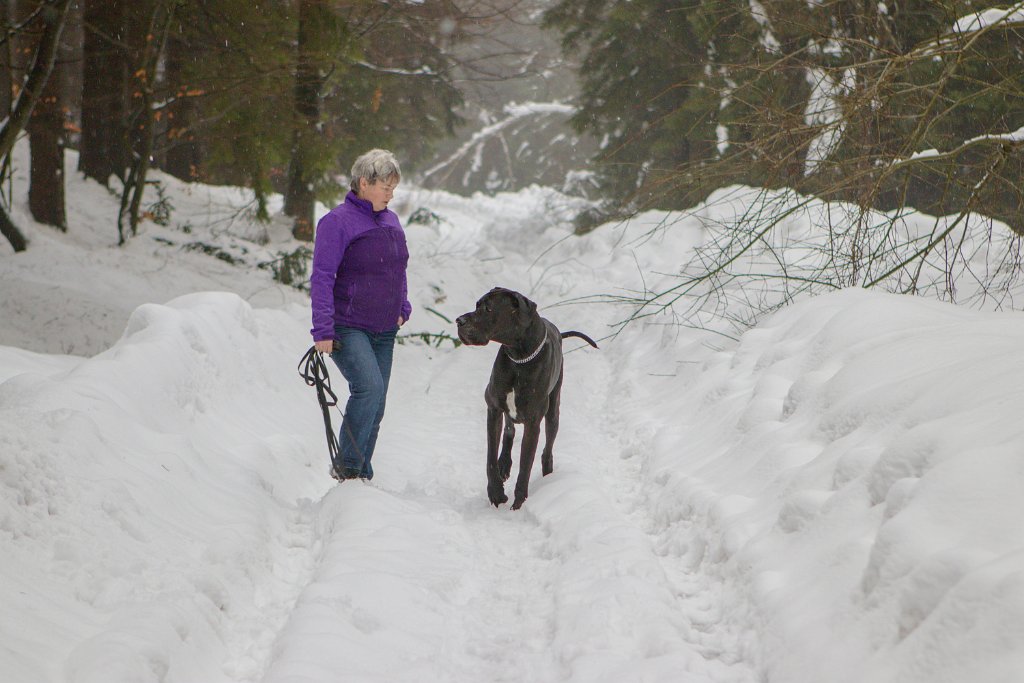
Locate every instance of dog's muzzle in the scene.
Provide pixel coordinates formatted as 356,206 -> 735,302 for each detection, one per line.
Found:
456,313 -> 489,346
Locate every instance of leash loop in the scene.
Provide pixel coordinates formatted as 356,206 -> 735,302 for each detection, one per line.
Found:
298,346 -> 341,470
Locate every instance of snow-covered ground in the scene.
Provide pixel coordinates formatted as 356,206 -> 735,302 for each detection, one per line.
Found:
3,144 -> 1024,682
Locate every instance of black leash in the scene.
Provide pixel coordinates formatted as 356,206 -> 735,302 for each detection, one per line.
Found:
298,346 -> 341,471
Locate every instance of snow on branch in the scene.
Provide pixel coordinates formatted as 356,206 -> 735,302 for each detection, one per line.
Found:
354,61 -> 436,77
887,125 -> 1024,172
913,1 -> 1024,56
952,2 -> 1024,34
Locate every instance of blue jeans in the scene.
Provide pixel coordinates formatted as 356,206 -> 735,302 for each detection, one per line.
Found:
329,325 -> 397,479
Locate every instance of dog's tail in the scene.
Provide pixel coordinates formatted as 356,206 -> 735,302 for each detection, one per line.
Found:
561,331 -> 599,349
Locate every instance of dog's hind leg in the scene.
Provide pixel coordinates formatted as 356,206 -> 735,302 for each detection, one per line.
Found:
541,370 -> 563,476
498,415 -> 515,482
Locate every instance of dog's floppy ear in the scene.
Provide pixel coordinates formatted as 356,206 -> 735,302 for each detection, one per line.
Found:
511,291 -> 536,318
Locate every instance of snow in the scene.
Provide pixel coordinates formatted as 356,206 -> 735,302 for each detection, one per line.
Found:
716,124 -> 729,155
748,0 -> 781,54
909,148 -> 940,161
3,139 -> 1024,682
803,67 -> 856,176
965,125 -> 1024,148
953,2 -> 1024,35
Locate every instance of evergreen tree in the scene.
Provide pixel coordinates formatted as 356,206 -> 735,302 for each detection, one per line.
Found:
282,0 -> 463,239
161,17 -> 202,182
543,0 -> 709,212
545,0 -> 1024,232
164,0 -> 463,236
79,0 -> 141,185
170,0 -> 296,218
284,0 -> 337,239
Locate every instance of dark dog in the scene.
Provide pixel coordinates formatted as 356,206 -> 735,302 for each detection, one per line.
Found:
456,287 -> 598,510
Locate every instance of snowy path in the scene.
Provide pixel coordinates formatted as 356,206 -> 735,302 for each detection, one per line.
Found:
257,337 -> 761,682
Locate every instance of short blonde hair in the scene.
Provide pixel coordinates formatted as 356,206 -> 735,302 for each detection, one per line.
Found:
350,149 -> 401,192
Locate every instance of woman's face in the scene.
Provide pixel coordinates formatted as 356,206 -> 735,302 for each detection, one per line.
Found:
358,175 -> 399,212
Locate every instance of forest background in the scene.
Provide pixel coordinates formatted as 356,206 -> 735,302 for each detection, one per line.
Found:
3,0 -> 1024,318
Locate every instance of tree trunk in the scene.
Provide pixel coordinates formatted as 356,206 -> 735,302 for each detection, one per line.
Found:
0,203 -> 27,252
79,0 -> 129,185
284,0 -> 322,242
61,0 -> 83,149
0,1 -> 13,118
161,23 -> 201,181
0,0 -> 73,163
28,84 -> 66,230
29,3 -> 71,230
118,0 -> 176,244
0,0 -> 72,253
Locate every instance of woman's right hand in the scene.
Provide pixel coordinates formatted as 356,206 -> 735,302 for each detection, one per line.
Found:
314,339 -> 334,354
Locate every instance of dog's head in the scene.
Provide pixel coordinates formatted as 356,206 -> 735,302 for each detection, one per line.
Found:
456,287 -> 537,346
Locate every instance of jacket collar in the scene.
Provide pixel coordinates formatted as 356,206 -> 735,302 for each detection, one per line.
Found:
346,190 -> 385,217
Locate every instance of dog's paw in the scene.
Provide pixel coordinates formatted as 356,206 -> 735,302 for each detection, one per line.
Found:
511,496 -> 526,511
488,487 -> 508,507
541,450 -> 554,476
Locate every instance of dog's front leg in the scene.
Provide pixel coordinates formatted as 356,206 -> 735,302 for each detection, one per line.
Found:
511,421 -> 541,510
486,407 -> 508,506
498,417 -> 515,482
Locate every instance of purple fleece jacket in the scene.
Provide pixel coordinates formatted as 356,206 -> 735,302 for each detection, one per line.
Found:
310,192 -> 412,340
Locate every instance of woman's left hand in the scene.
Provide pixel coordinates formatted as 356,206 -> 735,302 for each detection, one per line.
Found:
397,316 -> 405,327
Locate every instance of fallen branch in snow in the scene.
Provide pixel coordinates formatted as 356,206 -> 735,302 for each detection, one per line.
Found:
418,101 -> 576,185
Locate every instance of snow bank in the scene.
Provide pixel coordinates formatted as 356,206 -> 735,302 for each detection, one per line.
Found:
634,288 -> 1024,681
0,293 -> 328,682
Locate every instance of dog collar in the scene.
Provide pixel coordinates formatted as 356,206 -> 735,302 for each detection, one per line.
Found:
504,337 -> 547,364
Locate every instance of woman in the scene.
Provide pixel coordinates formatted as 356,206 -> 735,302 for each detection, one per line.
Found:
310,149 -> 410,481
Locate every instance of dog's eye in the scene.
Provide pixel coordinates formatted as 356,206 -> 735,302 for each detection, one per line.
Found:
485,305 -> 492,313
